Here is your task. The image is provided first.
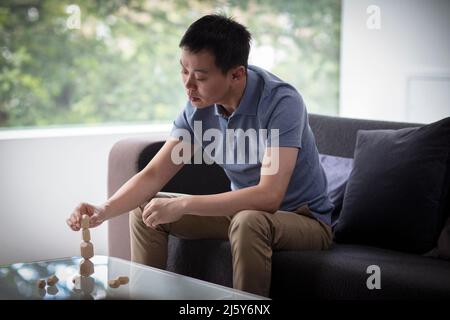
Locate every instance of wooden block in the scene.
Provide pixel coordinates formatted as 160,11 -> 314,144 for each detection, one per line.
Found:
108,279 -> 120,288
74,275 -> 95,293
80,241 -> 94,259
81,276 -> 95,294
47,286 -> 59,295
82,228 -> 91,242
38,288 -> 46,298
47,275 -> 59,286
118,276 -> 129,285
79,259 -> 94,277
81,214 -> 89,229
37,279 -> 46,289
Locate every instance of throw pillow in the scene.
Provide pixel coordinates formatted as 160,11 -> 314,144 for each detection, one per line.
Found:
319,154 -> 353,226
334,117 -> 450,254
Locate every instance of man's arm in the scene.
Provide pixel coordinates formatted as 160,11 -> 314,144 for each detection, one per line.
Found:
180,147 -> 298,216
102,138 -> 188,220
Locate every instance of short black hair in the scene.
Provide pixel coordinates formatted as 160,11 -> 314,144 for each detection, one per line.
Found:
179,14 -> 252,74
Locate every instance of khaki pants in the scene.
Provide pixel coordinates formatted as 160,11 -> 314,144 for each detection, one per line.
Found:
129,192 -> 332,297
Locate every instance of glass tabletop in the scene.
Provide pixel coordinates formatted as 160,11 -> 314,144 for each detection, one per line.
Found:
0,255 -> 268,300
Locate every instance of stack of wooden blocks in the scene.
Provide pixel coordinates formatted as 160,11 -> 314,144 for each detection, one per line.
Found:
75,214 -> 129,291
79,214 -> 94,277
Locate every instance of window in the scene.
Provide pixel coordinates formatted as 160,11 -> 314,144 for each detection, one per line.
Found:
0,0 -> 341,128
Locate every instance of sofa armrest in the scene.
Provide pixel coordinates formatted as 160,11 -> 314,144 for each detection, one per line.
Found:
107,137 -> 165,260
107,136 -> 232,261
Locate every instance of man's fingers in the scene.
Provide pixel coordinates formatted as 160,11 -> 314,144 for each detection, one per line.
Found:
78,203 -> 94,217
142,205 -> 153,221
66,218 -> 79,231
142,209 -> 148,221
144,215 -> 152,227
68,203 -> 94,231
143,207 -> 152,223
70,214 -> 80,228
68,209 -> 83,228
142,202 -> 153,219
144,214 -> 157,229
70,208 -> 81,224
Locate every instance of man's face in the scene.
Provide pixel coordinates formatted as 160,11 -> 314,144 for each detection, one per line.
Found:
180,48 -> 233,108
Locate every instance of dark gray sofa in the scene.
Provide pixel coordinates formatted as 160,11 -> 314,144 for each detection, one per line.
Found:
107,113 -> 450,299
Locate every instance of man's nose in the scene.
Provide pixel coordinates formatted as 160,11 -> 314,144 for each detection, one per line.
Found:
184,75 -> 196,90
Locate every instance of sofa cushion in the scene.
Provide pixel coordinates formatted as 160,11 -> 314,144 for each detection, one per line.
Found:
319,154 -> 353,225
168,237 -> 450,299
334,117 -> 450,254
270,244 -> 450,299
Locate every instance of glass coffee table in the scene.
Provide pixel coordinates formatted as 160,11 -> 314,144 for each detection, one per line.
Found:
0,255 -> 268,300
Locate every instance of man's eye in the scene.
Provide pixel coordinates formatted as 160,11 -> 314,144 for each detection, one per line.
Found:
196,78 -> 206,82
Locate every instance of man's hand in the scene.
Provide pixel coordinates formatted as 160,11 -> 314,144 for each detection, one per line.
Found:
66,202 -> 107,231
142,197 -> 185,228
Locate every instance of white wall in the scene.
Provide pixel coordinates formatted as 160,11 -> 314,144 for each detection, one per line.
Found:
0,126 -> 169,265
340,0 -> 450,123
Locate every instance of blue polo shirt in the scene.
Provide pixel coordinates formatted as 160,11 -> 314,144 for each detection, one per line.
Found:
170,65 -> 334,225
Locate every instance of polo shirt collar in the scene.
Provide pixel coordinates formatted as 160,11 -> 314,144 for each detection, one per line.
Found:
214,68 -> 260,118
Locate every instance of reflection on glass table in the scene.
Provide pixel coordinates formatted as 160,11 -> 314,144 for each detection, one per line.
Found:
0,255 -> 268,300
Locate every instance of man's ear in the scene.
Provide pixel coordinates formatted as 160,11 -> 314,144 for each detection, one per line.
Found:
231,66 -> 246,80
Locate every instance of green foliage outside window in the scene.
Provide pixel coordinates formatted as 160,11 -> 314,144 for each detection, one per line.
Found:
0,0 -> 340,128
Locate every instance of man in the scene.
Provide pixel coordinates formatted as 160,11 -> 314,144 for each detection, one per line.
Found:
67,14 -> 333,297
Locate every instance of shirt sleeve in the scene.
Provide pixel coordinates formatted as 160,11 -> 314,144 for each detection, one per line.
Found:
266,90 -> 307,149
170,104 -> 194,143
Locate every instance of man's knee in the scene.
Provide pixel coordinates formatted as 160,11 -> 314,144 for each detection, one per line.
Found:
129,193 -> 177,227
130,200 -> 172,234
228,210 -> 272,240
129,200 -> 156,229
